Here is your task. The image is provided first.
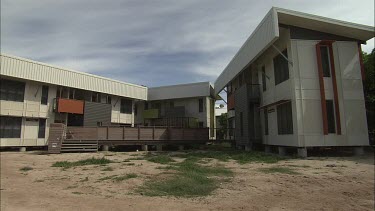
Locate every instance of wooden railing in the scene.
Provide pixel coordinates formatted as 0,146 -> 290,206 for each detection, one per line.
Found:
65,126 -> 209,141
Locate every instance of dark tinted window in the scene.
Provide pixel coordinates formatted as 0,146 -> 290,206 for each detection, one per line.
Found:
0,79 -> 25,102
198,98 -> 204,112
326,100 -> 336,133
41,86 -> 49,105
262,66 -> 267,91
277,102 -> 293,134
120,99 -> 132,114
38,119 -> 46,138
320,46 -> 331,77
0,116 -> 22,138
273,49 -> 289,85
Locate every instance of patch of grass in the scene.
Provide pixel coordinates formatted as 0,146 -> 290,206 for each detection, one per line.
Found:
65,185 -> 78,189
113,173 -> 138,182
124,163 -> 135,166
102,167 -> 114,171
175,150 -> 283,164
259,167 -> 300,175
52,157 -> 113,169
138,158 -> 233,197
20,166 -> 33,171
98,175 -> 117,181
147,154 -> 176,164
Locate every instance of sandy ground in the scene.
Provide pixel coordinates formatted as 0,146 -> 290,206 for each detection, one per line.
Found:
1,150 -> 374,211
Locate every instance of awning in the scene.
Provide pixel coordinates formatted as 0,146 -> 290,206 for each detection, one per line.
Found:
258,99 -> 291,110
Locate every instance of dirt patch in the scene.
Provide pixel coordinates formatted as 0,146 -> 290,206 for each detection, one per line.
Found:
1,151 -> 374,211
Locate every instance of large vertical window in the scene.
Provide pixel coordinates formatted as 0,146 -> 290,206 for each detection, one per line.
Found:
273,49 -> 289,85
198,98 -> 204,113
326,100 -> 336,133
0,116 -> 22,138
239,112 -> 244,137
320,46 -> 331,77
120,99 -> 132,114
277,102 -> 293,134
38,119 -> 46,138
41,86 -> 49,105
262,66 -> 267,91
0,79 -> 25,102
264,109 -> 269,135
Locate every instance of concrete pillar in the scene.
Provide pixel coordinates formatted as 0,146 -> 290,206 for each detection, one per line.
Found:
102,145 -> 109,151
245,145 -> 252,151
278,146 -> 286,156
353,147 -> 364,156
141,145 -> 148,151
297,148 -> 307,158
156,145 -> 163,151
19,147 -> 26,152
264,145 -> 271,154
178,145 -> 184,151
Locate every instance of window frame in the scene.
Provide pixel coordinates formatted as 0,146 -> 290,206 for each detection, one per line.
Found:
41,85 -> 49,105
277,102 -> 293,135
273,49 -> 290,85
120,98 -> 132,114
38,119 -> 46,138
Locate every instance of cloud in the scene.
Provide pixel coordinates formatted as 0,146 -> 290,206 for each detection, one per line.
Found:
1,0 -> 374,87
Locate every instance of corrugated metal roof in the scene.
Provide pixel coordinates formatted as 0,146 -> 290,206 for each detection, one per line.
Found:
148,82 -> 213,101
214,7 -> 375,94
0,54 -> 147,100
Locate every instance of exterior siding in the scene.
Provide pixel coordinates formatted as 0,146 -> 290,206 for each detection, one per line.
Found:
83,101 -> 112,126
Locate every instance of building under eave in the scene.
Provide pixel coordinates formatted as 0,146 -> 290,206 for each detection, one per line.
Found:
214,7 -> 374,156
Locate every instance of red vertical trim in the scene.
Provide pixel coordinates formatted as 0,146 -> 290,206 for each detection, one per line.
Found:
358,44 -> 365,81
315,44 -> 328,135
327,43 -> 341,135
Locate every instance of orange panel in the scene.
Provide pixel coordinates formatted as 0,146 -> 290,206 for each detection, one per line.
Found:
58,98 -> 84,114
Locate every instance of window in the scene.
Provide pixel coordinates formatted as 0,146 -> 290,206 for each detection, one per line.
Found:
0,116 -> 22,138
106,95 -> 112,104
92,92 -> 101,103
198,122 -> 204,128
320,46 -> 331,77
144,102 -> 149,110
120,99 -> 132,114
326,100 -> 336,133
264,109 -> 269,135
277,102 -> 293,134
0,79 -> 25,102
198,98 -> 204,113
240,112 -> 244,136
134,104 -> 138,116
38,119 -> 46,138
41,86 -> 49,105
273,49 -> 289,85
262,66 -> 267,91
239,73 -> 243,87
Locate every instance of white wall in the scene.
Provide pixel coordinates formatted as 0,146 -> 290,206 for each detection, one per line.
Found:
0,79 -> 57,147
291,39 -> 368,147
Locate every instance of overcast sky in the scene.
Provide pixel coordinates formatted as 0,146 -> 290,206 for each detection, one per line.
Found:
2,0 -> 374,87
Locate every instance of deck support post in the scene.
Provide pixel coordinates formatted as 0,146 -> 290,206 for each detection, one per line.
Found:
19,147 -> 26,152
353,147 -> 364,156
102,145 -> 109,151
297,148 -> 307,158
178,145 -> 184,151
141,145 -> 148,151
264,145 -> 271,154
278,146 -> 286,156
156,145 -> 163,151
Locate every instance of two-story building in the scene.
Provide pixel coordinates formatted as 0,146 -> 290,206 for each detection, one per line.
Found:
214,7 -> 374,157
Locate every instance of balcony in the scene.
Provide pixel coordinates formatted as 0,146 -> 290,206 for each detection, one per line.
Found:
54,98 -> 84,114
143,109 -> 159,119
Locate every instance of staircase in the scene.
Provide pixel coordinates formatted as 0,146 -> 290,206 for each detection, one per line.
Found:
60,140 -> 98,152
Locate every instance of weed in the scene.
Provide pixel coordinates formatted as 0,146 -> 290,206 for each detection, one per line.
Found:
102,167 -> 114,171
147,154 -> 175,164
113,173 -> 138,182
52,157 -> 113,169
259,167 -> 300,175
98,175 -> 117,181
20,166 -> 33,171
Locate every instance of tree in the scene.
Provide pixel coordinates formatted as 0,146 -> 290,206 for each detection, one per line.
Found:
363,48 -> 375,136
